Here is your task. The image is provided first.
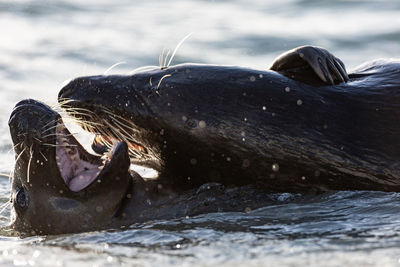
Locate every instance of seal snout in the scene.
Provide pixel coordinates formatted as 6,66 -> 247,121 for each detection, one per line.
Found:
58,79 -> 79,100
8,99 -> 58,148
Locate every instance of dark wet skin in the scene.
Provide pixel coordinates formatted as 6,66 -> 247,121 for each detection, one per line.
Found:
58,45 -> 400,192
8,99 -> 133,234
9,100 -> 282,235
9,45 -> 400,235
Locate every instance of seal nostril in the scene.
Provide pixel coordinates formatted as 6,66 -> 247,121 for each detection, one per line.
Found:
58,78 -> 89,101
58,86 -> 75,100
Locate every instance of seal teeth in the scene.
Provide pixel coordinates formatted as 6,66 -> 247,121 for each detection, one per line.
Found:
101,152 -> 111,160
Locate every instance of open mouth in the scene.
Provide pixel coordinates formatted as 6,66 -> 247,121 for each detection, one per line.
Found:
55,119 -> 127,192
92,134 -> 146,157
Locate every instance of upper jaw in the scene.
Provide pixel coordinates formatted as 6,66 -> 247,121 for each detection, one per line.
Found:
58,98 -> 161,169
9,100 -> 131,193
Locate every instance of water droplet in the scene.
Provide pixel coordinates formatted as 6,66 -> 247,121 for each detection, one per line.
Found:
199,120 -> 206,128
285,87 -> 291,92
272,163 -> 279,172
262,106 -> 266,110
249,76 -> 256,82
297,99 -> 303,106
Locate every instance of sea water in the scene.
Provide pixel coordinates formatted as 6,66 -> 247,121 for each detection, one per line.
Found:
1,0 -> 400,266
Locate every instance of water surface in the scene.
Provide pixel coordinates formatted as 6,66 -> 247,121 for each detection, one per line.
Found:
1,0 -> 400,266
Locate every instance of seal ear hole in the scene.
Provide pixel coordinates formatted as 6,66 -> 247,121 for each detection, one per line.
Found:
14,186 -> 29,209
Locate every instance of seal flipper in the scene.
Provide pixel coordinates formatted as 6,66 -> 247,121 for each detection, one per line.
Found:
270,45 -> 349,85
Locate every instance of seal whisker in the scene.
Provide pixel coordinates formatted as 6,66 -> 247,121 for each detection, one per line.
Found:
157,74 -> 172,89
39,151 -> 48,162
96,123 -> 117,141
0,200 -> 10,215
11,147 -> 26,183
128,147 -> 141,158
162,49 -> 171,69
128,66 -> 159,75
60,109 -> 94,118
104,62 -> 126,75
63,107 -> 97,115
5,142 -> 22,156
107,115 -> 137,139
159,48 -> 165,69
40,119 -> 58,131
27,145 -> 33,183
57,98 -> 78,107
167,32 -> 193,68
102,119 -> 125,141
13,142 -> 22,150
41,125 -> 59,135
99,107 -> 138,130
40,132 -> 58,138
15,147 -> 26,164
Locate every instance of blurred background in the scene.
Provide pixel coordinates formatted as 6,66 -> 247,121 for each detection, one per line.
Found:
1,0 -> 400,266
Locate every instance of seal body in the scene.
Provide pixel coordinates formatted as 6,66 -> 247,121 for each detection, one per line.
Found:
8,100 -> 279,235
9,46 -> 400,235
59,59 -> 400,192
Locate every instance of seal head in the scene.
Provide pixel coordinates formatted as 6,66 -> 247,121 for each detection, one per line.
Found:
8,99 -> 132,235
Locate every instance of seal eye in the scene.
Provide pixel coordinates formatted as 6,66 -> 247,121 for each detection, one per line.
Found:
14,187 -> 29,209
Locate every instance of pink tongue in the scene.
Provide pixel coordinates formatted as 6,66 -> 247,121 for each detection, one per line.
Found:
56,133 -> 103,192
68,169 -> 101,192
